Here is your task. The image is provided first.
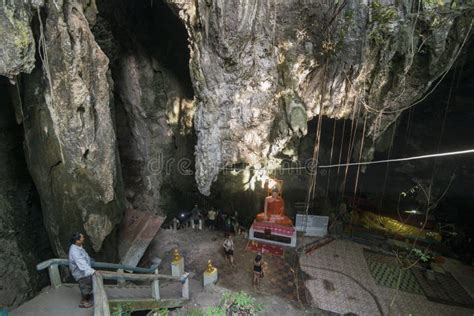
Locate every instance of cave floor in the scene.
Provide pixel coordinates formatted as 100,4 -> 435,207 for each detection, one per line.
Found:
144,228 -> 474,315
143,228 -> 307,314
12,229 -> 473,315
10,285 -> 93,316
300,239 -> 474,315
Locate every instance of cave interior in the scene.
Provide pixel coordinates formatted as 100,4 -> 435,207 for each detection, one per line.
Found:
1,0 -> 474,313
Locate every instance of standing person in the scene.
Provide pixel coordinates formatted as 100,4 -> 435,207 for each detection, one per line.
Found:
223,235 -> 235,267
232,211 -> 240,235
224,214 -> 232,237
207,207 -> 217,230
172,216 -> 180,230
253,253 -> 265,289
191,204 -> 200,230
215,209 -> 221,230
69,232 -> 97,308
218,211 -> 226,232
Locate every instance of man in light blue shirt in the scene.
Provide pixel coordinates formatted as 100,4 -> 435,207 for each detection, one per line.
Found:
69,232 -> 96,308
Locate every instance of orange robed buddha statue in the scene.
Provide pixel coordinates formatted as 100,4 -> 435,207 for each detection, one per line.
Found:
256,190 -> 293,226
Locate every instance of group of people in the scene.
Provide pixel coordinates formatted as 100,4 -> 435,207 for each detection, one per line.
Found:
222,235 -> 267,289
205,207 -> 242,236
174,205 -> 243,237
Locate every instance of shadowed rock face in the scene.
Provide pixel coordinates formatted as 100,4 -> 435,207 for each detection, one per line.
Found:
16,0 -> 124,256
169,0 -> 473,195
97,0 -> 195,215
0,78 -> 52,309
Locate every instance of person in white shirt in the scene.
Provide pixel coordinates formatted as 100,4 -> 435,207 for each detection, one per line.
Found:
223,235 -> 235,266
68,232 -> 96,308
207,208 -> 217,230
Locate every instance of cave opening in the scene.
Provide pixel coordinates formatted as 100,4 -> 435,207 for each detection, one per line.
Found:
95,0 -> 197,216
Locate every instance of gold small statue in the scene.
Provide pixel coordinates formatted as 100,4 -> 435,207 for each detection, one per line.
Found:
206,259 -> 216,273
173,248 -> 182,262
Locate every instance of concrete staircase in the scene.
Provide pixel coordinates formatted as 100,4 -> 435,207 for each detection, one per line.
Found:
18,258 -> 191,316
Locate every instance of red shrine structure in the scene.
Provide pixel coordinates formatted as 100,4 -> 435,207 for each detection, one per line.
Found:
249,179 -> 297,247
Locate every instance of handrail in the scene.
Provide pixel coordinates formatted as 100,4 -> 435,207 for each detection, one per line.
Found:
36,258 -> 160,274
37,258 -> 190,315
99,270 -> 188,282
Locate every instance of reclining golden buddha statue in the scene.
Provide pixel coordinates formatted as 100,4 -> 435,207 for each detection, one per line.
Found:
255,183 -> 293,226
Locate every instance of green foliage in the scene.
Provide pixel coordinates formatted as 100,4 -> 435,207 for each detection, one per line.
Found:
111,303 -> 134,316
185,308 -> 225,316
3,5 -> 32,50
320,6 -> 355,57
370,0 -> 397,25
335,9 -> 354,51
186,291 -> 263,316
185,309 -> 205,316
344,9 -> 354,21
411,248 -> 433,263
422,0 -> 445,8
368,0 -> 398,45
203,306 -> 226,316
157,309 -> 170,316
222,291 -> 264,315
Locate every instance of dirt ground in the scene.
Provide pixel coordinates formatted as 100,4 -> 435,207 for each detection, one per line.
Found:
141,227 -> 310,315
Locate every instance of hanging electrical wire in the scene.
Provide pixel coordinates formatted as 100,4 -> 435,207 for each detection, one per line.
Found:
333,118 -> 347,198
378,119 -> 398,209
301,62 -> 327,235
404,107 -> 414,151
348,112 -> 368,238
340,98 -> 360,201
364,20 -> 471,116
324,119 -> 337,207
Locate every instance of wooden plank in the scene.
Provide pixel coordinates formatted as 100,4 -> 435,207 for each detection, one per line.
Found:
93,273 -> 110,316
119,209 -> 164,267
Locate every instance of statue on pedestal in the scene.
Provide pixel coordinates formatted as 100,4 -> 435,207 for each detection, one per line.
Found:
255,180 -> 293,226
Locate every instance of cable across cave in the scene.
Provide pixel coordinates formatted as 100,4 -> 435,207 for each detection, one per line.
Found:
318,148 -> 474,169
222,148 -> 474,172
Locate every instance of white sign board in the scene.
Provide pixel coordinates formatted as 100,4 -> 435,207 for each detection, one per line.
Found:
295,214 -> 329,237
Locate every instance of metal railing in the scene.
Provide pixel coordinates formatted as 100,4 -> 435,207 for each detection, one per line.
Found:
37,258 -> 190,316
